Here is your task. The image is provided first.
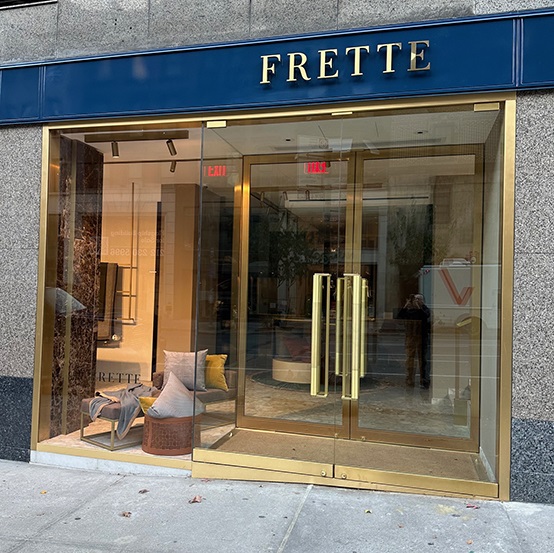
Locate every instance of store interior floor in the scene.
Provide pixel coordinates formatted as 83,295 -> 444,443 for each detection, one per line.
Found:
40,373 -> 482,481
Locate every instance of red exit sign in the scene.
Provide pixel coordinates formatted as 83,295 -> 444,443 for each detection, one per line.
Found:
203,165 -> 227,177
304,162 -> 328,174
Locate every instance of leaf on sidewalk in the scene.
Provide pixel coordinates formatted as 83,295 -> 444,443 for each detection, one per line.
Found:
188,495 -> 203,504
138,489 -> 149,494
120,511 -> 132,517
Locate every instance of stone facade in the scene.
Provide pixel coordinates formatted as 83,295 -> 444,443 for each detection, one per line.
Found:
0,0 -> 553,502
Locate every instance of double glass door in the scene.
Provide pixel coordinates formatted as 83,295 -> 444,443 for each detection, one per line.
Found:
197,102 -> 506,490
238,145 -> 483,451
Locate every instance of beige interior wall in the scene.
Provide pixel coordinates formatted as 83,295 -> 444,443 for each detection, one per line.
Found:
155,183 -> 199,372
96,169 -> 160,383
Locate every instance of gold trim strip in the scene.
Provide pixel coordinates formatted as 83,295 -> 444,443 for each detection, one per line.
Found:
192,461 -> 499,499
334,465 -> 498,497
193,448 -> 333,477
46,92 -> 515,131
474,102 -> 501,112
498,97 -> 516,501
36,443 -> 192,470
31,126 -> 50,450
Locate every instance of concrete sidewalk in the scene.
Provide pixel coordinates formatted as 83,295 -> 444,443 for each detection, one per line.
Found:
1,459 -> 552,553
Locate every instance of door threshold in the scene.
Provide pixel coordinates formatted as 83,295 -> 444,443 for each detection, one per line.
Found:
192,428 -> 498,499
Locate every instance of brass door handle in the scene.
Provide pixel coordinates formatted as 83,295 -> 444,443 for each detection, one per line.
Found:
311,273 -> 330,397
350,274 -> 361,401
342,274 -> 367,400
335,276 -> 343,377
360,278 -> 368,379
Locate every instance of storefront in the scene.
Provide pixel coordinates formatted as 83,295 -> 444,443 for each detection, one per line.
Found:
1,4 -> 554,502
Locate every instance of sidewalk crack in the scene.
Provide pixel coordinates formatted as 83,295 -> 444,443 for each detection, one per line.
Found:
276,484 -> 313,553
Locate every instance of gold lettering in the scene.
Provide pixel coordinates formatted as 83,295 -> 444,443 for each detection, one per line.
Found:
318,49 -> 339,79
377,42 -> 402,74
260,54 -> 281,84
287,52 -> 311,82
408,40 -> 430,71
345,46 -> 370,76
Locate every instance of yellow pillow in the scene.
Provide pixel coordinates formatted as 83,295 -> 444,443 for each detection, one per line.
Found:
138,396 -> 157,414
205,354 -> 228,391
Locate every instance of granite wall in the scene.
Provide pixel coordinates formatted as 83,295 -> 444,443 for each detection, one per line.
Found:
0,1 -> 553,65
0,0 -> 553,501
0,126 -> 42,461
510,91 -> 554,503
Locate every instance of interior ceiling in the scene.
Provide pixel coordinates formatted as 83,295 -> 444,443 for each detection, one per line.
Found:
208,109 -> 500,157
67,108 -> 501,164
61,108 -> 501,202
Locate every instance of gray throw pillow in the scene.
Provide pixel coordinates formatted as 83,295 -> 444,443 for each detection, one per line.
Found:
163,349 -> 208,391
148,371 -> 205,419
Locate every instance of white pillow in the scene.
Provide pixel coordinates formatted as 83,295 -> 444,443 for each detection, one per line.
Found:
163,349 -> 208,391
148,371 -> 205,419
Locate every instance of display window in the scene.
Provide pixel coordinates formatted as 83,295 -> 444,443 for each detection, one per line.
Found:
35,95 -> 514,497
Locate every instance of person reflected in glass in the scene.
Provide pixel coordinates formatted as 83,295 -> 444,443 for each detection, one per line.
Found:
398,293 -> 431,389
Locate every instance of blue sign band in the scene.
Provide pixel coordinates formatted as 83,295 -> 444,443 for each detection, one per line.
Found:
0,10 -> 553,124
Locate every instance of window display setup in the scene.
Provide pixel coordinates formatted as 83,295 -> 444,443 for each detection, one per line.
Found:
34,93 -> 514,498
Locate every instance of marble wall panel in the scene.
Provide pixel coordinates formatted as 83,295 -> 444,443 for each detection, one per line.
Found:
4,1 -> 548,66
512,253 -> 554,368
512,360 -> 554,422
0,248 -> 38,379
48,137 -> 103,437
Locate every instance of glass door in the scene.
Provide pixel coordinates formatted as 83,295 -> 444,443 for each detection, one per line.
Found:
197,101 -> 507,492
238,153 -> 349,439
346,147 -> 484,451
238,145 -> 490,450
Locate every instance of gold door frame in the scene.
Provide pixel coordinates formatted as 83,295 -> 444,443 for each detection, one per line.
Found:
198,95 -> 514,500
234,144 -> 485,453
348,145 -> 484,453
31,93 -> 514,500
235,152 -> 348,439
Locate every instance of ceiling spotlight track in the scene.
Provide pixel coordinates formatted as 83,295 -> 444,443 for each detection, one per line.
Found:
166,139 -> 177,156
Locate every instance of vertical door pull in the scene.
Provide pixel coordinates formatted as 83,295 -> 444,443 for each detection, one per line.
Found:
335,277 -> 343,377
341,274 -> 367,400
311,273 -> 331,397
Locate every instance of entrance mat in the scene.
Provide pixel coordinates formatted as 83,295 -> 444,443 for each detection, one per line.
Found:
215,429 -> 489,482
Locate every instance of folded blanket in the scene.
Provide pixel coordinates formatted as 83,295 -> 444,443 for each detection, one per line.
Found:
89,383 -> 157,439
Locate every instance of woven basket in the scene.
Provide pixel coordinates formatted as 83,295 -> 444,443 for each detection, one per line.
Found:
142,413 -> 201,455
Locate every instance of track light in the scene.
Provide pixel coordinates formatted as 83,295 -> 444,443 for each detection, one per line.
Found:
170,160 -> 177,173
166,139 -> 177,156
111,141 -> 119,158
